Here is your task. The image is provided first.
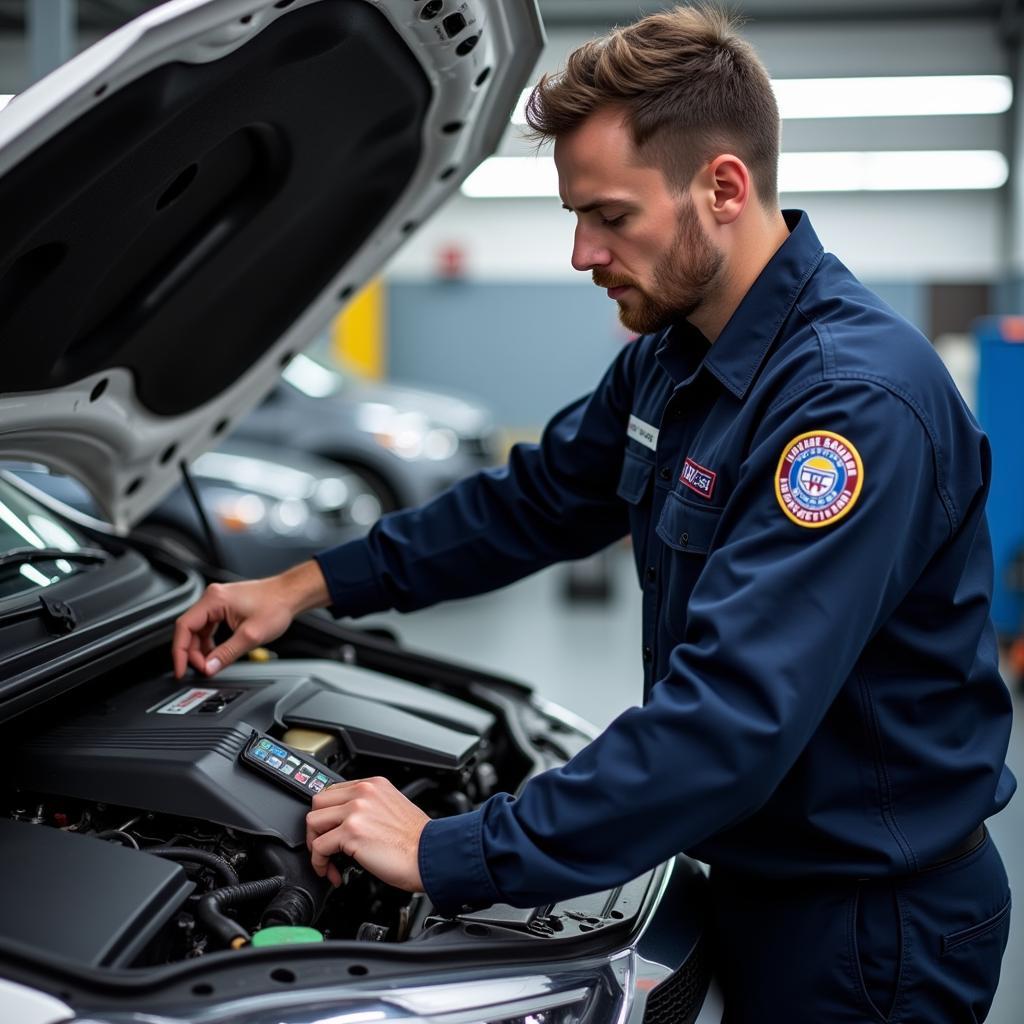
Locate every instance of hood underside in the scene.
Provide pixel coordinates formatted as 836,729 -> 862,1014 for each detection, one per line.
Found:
0,0 -> 543,529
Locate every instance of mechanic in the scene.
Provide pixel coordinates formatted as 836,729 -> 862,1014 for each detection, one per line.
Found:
172,6 -> 1016,1020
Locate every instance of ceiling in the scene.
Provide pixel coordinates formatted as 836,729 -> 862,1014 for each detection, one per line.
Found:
0,0 -> 1017,34
537,0 -> 1011,27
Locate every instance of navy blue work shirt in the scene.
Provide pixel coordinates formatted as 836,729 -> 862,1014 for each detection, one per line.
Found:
315,210 -> 1016,914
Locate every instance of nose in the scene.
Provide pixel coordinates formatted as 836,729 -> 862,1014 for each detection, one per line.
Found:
571,224 -> 611,273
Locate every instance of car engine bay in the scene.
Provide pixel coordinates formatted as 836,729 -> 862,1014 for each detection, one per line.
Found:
0,657 -> 539,967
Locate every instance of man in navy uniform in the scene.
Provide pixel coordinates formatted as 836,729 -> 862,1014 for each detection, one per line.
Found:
173,6 -> 1015,1019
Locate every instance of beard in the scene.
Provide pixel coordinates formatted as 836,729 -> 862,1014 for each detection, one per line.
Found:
593,198 -> 724,335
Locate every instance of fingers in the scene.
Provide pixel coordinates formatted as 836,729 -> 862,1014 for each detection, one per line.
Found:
303,778 -> 427,892
187,637 -> 207,675
171,577 -> 301,679
311,780 -> 360,810
171,598 -> 227,679
310,828 -> 351,879
198,619 -> 218,654
306,787 -> 366,878
306,802 -> 361,836
202,620 -> 265,677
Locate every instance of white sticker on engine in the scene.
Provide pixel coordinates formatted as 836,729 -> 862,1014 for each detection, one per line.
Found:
152,688 -> 218,715
627,414 -> 659,451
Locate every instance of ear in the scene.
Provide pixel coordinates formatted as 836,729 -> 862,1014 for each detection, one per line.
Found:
703,154 -> 750,225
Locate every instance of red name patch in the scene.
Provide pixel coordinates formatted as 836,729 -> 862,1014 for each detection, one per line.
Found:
680,457 -> 717,500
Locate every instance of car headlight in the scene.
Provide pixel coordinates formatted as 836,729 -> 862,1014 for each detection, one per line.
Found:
422,427 -> 460,461
383,976 -> 602,1024
313,477 -> 351,509
211,491 -> 315,538
348,492 -> 383,526
357,404 -> 461,462
268,497 -> 312,535
212,492 -> 268,532
169,970 -> 621,1024
312,476 -> 382,527
195,453 -> 379,537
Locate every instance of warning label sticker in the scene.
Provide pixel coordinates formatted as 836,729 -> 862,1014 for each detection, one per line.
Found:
151,688 -> 219,715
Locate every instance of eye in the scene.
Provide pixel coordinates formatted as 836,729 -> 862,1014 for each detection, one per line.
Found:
601,214 -> 626,228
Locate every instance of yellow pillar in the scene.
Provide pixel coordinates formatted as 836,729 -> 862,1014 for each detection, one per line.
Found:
331,278 -> 386,379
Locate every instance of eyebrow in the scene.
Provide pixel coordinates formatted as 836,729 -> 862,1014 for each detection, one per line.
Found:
561,197 -> 634,214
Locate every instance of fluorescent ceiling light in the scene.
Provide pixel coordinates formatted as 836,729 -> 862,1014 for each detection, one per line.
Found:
462,157 -> 559,198
510,75 -> 1011,124
0,95 -> 13,113
779,150 -> 1008,191
773,75 -> 1011,119
461,151 -> 1008,198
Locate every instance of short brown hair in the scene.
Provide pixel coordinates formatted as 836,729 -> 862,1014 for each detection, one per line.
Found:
525,4 -> 779,207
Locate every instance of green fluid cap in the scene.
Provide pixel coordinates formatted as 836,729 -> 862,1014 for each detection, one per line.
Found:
251,926 -> 325,947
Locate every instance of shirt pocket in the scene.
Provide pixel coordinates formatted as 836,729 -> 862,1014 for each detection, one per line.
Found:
656,491 -> 724,640
617,450 -> 655,580
616,449 -> 654,503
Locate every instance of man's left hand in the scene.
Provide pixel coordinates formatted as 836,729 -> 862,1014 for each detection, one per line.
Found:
306,777 -> 429,890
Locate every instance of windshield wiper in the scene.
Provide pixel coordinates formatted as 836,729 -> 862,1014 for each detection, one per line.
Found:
0,546 -> 109,569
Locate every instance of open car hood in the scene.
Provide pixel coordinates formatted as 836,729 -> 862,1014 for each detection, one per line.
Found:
0,0 -> 542,530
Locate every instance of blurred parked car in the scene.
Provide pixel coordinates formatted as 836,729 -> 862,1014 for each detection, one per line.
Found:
6,439 -> 382,578
235,350 -> 500,510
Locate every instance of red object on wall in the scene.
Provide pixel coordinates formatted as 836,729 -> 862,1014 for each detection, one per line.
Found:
437,243 -> 466,280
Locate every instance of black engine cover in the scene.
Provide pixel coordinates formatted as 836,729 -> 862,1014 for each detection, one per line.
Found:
13,661 -> 490,846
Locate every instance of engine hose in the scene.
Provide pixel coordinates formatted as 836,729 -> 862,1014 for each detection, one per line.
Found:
400,778 -> 439,803
262,885 -> 317,928
197,876 -> 285,948
148,846 -> 240,888
258,842 -> 330,926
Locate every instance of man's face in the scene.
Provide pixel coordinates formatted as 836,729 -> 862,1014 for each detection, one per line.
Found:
554,108 -> 725,334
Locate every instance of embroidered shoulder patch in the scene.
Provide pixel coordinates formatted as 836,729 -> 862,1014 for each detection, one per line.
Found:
774,430 -> 863,528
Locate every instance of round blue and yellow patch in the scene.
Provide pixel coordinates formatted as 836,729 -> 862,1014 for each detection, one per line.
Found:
774,430 -> 863,528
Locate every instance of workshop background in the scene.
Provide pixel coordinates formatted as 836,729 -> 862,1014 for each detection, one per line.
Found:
2,1 -> 1022,1019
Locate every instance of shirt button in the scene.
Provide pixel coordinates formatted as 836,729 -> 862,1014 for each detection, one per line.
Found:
642,645 -> 653,662
659,466 -> 671,481
645,566 -> 657,583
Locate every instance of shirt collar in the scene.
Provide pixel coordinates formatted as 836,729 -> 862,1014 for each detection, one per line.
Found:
656,209 -> 824,397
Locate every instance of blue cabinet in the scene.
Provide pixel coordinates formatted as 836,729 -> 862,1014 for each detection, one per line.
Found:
975,316 -> 1024,636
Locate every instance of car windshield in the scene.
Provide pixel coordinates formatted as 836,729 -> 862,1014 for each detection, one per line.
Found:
0,477 -> 97,600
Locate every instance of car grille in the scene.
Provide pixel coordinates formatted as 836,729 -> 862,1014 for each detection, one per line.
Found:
642,937 -> 711,1024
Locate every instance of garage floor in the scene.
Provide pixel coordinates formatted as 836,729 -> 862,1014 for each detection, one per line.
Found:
366,544 -> 1023,1023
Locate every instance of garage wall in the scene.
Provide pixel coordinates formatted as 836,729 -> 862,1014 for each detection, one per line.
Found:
387,281 -> 627,429
385,277 -> 931,430
386,189 -> 1005,283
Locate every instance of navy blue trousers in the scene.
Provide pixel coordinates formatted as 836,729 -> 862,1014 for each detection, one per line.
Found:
708,831 -> 1011,1022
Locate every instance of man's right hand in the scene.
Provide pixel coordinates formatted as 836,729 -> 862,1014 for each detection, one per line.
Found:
171,560 -> 330,679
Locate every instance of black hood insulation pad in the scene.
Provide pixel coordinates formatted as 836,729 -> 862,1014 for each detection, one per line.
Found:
0,0 -> 429,416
